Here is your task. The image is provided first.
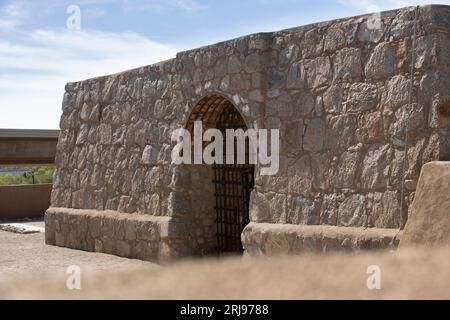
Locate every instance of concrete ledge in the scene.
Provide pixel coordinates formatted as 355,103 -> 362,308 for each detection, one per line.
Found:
0,221 -> 44,234
400,162 -> 450,248
242,222 -> 401,256
45,207 -> 193,262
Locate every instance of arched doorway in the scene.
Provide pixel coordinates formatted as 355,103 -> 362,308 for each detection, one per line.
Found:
186,94 -> 255,255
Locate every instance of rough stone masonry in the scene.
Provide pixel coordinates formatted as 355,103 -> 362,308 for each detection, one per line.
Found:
45,5 -> 450,261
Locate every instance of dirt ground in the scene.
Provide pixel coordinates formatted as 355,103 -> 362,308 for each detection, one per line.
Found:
0,231 -> 158,280
1,230 -> 450,300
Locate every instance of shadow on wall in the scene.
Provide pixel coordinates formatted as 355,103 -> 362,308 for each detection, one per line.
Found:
0,184 -> 52,219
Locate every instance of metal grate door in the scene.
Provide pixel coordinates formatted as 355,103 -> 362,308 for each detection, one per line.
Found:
213,104 -> 254,254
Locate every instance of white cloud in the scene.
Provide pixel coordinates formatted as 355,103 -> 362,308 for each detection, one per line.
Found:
0,1 -> 114,32
0,18 -> 18,29
0,29 -> 180,129
122,0 -> 207,14
338,0 -> 450,11
168,0 -> 207,12
0,1 -> 28,30
1,1 -> 27,18
86,8 -> 106,18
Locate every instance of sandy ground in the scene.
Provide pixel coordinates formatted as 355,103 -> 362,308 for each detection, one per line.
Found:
1,230 -> 450,300
0,231 -> 158,280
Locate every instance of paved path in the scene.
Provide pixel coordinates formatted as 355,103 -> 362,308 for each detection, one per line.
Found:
0,230 -> 159,282
0,217 -> 45,233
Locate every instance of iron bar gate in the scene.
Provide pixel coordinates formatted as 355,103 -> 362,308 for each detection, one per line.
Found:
213,104 -> 254,254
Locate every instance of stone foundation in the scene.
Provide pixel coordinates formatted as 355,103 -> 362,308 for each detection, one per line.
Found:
45,208 -> 401,260
45,207 -> 197,262
242,222 -> 401,256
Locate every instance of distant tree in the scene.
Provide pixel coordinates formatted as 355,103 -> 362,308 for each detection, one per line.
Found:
0,166 -> 54,185
0,174 -> 21,185
33,166 -> 54,183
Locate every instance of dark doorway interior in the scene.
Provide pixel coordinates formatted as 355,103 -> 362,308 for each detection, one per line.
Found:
214,103 -> 254,254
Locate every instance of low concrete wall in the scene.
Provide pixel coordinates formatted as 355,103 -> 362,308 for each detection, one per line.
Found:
0,184 -> 52,219
45,207 -> 194,262
242,222 -> 401,256
400,161 -> 450,248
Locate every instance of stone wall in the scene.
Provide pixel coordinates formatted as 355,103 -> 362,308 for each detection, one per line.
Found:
249,5 -> 450,231
47,5 -> 450,259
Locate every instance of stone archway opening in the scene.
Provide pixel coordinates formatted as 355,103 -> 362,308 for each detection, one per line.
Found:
186,94 -> 255,255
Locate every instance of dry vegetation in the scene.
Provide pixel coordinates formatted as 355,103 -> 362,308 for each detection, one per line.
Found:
1,247 -> 450,300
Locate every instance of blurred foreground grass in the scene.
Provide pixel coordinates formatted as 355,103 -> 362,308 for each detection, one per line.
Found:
1,247 -> 449,300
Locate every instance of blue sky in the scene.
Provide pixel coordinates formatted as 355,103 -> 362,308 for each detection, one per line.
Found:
0,0 -> 447,129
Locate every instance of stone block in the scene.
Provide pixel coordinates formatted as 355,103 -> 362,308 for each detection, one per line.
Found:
305,56 -> 332,88
401,162 -> 450,247
337,194 -> 366,227
286,62 -> 306,89
333,47 -> 362,81
345,82 -> 378,113
356,111 -> 384,144
303,118 -> 325,152
323,84 -> 343,114
334,151 -> 361,189
287,196 -> 320,225
365,42 -> 395,79
324,27 -> 345,53
361,144 -> 391,190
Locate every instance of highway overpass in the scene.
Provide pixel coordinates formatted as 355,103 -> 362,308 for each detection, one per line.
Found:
0,129 -> 60,165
